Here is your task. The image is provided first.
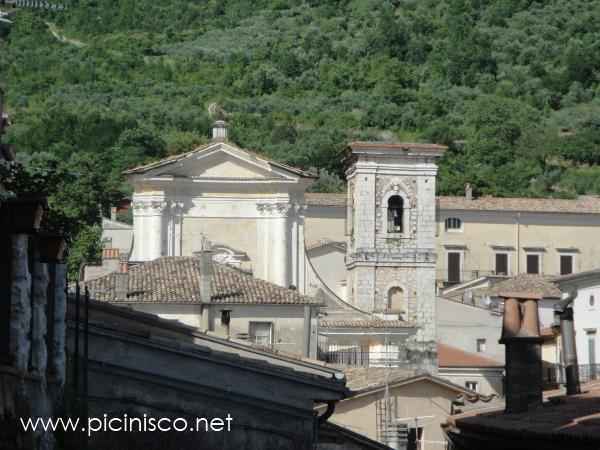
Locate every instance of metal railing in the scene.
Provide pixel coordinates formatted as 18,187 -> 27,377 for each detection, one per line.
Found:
543,363 -> 600,385
318,349 -> 410,368
436,270 -> 501,286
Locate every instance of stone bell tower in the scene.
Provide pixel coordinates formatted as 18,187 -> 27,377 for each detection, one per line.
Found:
345,141 -> 447,371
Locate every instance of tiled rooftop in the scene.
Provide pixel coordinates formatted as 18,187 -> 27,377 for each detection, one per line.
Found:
438,343 -> 503,368
319,318 -> 413,329
447,381 -> 600,446
343,367 -> 416,392
86,256 -> 318,305
438,194 -> 600,214
305,192 -> 346,207
484,274 -> 562,300
304,192 -> 600,214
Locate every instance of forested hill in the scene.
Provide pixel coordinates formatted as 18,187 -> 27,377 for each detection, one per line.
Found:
2,0 -> 600,272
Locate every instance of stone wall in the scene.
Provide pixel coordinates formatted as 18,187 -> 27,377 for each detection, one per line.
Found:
1,233 -> 68,450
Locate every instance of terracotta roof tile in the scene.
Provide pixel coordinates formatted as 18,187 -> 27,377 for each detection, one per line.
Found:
448,381 -> 600,444
305,193 -> 346,207
319,319 -> 413,329
484,274 -> 562,300
86,256 -> 318,305
439,195 -> 600,214
438,343 -> 503,368
306,193 -> 600,214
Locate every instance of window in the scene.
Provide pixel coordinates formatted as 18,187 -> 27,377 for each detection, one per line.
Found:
590,295 -> 595,307
387,195 -> 404,233
249,322 -> 273,347
445,217 -> 462,231
387,287 -> 405,317
465,381 -> 479,392
560,254 -> 574,275
447,252 -> 461,284
526,254 -> 540,274
407,427 -> 424,450
476,338 -> 486,353
495,253 -> 508,276
587,330 -> 597,371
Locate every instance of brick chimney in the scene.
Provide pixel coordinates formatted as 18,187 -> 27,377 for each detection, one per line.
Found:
211,120 -> 228,142
114,253 -> 129,301
194,245 -> 213,331
499,294 -> 543,413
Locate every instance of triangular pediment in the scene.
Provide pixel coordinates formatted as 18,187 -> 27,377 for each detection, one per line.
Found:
140,142 -> 300,181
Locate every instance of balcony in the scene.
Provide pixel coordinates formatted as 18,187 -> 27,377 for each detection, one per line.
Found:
318,348 -> 411,368
436,269 -> 505,287
543,363 -> 600,387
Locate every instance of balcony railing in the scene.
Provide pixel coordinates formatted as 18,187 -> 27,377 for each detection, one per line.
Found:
543,363 -> 600,385
318,349 -> 410,368
436,270 -> 502,286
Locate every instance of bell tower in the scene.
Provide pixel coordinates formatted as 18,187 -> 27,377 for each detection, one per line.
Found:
345,141 -> 447,371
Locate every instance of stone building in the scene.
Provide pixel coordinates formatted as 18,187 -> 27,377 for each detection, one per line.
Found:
344,142 -> 446,372
71,297 -> 382,450
86,252 -> 320,357
0,91 -> 68,450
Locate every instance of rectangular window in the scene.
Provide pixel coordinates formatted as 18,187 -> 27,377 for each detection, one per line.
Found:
526,254 -> 540,274
495,253 -> 508,276
476,338 -> 486,353
249,322 -> 273,347
560,254 -> 574,275
465,381 -> 479,392
447,252 -> 461,284
587,330 -> 597,367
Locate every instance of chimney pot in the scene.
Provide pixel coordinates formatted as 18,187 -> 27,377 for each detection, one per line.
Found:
499,296 -> 544,413
212,120 -> 228,141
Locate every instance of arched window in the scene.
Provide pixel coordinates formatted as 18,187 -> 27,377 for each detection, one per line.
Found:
387,287 -> 405,316
388,195 -> 404,233
445,217 -> 462,231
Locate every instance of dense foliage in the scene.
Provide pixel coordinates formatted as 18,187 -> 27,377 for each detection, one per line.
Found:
2,0 -> 600,273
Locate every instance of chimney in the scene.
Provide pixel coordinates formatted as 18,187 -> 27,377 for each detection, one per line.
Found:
465,183 -> 473,201
499,294 -> 543,413
194,247 -> 213,331
211,120 -> 228,142
114,253 -> 129,301
110,206 -> 117,221
554,293 -> 581,395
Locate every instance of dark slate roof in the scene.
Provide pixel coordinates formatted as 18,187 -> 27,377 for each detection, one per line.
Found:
86,256 -> 318,305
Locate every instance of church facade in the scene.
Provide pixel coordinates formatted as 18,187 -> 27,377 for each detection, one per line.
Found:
126,121 -> 314,291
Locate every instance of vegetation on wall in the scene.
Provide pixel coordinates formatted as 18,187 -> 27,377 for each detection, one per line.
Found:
2,0 -> 600,273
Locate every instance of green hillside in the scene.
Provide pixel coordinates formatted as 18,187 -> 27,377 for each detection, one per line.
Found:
2,0 -> 600,273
